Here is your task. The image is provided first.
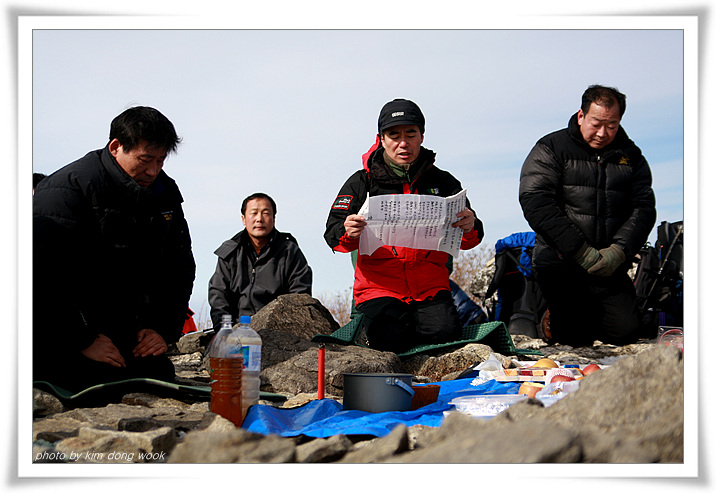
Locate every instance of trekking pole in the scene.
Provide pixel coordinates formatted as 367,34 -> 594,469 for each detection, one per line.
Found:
641,224 -> 683,311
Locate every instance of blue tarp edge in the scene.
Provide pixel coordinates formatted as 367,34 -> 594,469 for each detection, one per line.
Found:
242,379 -> 521,438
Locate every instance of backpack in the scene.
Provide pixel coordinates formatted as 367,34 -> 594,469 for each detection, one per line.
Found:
633,220 -> 684,337
484,232 -> 549,340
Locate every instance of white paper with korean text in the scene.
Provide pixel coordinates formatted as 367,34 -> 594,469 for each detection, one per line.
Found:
357,189 -> 467,257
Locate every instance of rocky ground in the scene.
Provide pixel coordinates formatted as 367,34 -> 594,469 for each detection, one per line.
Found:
32,294 -> 684,465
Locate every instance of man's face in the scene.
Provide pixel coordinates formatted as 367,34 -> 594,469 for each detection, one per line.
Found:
577,103 -> 621,149
242,198 -> 275,241
380,124 -> 424,166
109,139 -> 167,187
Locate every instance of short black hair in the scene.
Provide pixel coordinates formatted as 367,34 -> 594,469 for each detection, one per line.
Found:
241,192 -> 277,216
581,85 -> 627,118
109,106 -> 181,153
33,173 -> 47,189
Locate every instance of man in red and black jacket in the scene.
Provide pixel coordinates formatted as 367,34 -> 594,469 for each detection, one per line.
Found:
324,99 -> 484,353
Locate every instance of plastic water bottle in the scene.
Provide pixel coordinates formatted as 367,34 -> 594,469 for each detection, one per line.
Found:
207,314 -> 243,426
236,315 -> 262,418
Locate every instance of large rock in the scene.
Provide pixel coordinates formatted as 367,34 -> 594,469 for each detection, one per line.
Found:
167,426 -> 297,463
33,396 -> 213,442
33,389 -> 66,418
31,395 -> 225,463
390,343 -> 683,463
261,344 -> 403,396
339,424 -> 410,463
54,426 -> 177,463
505,343 -> 684,462
32,332 -> 683,465
296,434 -> 354,463
251,293 -> 340,340
388,413 -> 582,463
259,328 -> 317,369
176,331 -> 214,354
186,293 -> 339,372
402,343 -> 514,381
512,334 -> 658,366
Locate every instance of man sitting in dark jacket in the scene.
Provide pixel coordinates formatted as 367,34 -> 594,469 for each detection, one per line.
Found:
33,106 -> 196,392
519,85 -> 656,347
208,192 -> 313,327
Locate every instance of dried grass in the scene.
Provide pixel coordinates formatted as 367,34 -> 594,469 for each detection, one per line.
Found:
315,287 -> 355,327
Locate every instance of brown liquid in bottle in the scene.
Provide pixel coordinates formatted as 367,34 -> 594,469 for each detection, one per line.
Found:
210,356 -> 244,426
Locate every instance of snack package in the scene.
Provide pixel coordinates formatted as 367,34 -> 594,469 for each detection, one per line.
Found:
535,380 -> 581,407
469,353 -> 504,386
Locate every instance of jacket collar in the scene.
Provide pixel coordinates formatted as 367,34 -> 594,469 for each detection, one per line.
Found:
363,137 -> 436,185
100,145 -> 164,200
567,111 -> 631,153
235,228 -> 279,255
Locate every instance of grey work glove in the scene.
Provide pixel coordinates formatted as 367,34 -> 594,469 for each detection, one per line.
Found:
588,244 -> 626,277
573,242 -> 602,271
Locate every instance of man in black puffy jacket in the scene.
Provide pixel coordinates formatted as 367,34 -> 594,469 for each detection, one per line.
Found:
208,192 -> 313,327
33,107 -> 196,391
519,85 -> 656,347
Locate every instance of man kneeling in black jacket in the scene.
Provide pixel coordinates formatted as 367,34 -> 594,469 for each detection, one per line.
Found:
33,106 -> 196,392
519,85 -> 656,347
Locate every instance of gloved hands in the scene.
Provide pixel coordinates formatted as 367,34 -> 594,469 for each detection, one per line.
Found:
573,242 -> 602,270
588,244 -> 626,277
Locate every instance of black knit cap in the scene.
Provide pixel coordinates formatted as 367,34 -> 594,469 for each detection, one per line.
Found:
378,98 -> 425,134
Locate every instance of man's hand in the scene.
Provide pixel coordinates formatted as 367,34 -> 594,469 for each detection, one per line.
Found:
133,329 -> 168,358
574,243 -> 602,271
81,334 -> 126,367
344,214 -> 367,239
588,244 -> 626,277
451,208 -> 475,232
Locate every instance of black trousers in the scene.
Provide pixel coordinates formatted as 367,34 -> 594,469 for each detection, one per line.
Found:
534,264 -> 641,347
34,349 -> 176,393
356,290 -> 461,353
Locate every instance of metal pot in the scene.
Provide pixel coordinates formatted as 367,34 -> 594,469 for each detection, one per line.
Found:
342,373 -> 415,413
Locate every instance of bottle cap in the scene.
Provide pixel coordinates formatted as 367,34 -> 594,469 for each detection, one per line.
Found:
240,315 -> 251,324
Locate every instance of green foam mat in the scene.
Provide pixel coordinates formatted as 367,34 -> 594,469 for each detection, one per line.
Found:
312,317 -> 542,358
312,315 -> 366,346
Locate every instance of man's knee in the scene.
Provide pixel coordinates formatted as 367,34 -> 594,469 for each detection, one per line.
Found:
357,298 -> 413,352
414,292 -> 461,343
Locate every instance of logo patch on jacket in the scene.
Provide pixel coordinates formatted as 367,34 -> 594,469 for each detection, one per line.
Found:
331,195 -> 353,211
619,156 -> 630,165
161,211 -> 174,221
426,188 -> 440,195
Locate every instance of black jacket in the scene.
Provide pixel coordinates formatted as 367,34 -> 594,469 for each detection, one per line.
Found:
519,113 -> 656,268
208,228 -> 313,326
33,146 -> 196,354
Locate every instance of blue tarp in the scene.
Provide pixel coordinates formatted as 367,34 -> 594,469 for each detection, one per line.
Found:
242,379 -> 521,438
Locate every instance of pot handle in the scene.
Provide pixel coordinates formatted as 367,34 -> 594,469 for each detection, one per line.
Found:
385,377 -> 415,397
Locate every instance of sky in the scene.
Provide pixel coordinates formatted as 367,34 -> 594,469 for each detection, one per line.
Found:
8,1 -> 709,487
28,26 -> 686,323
